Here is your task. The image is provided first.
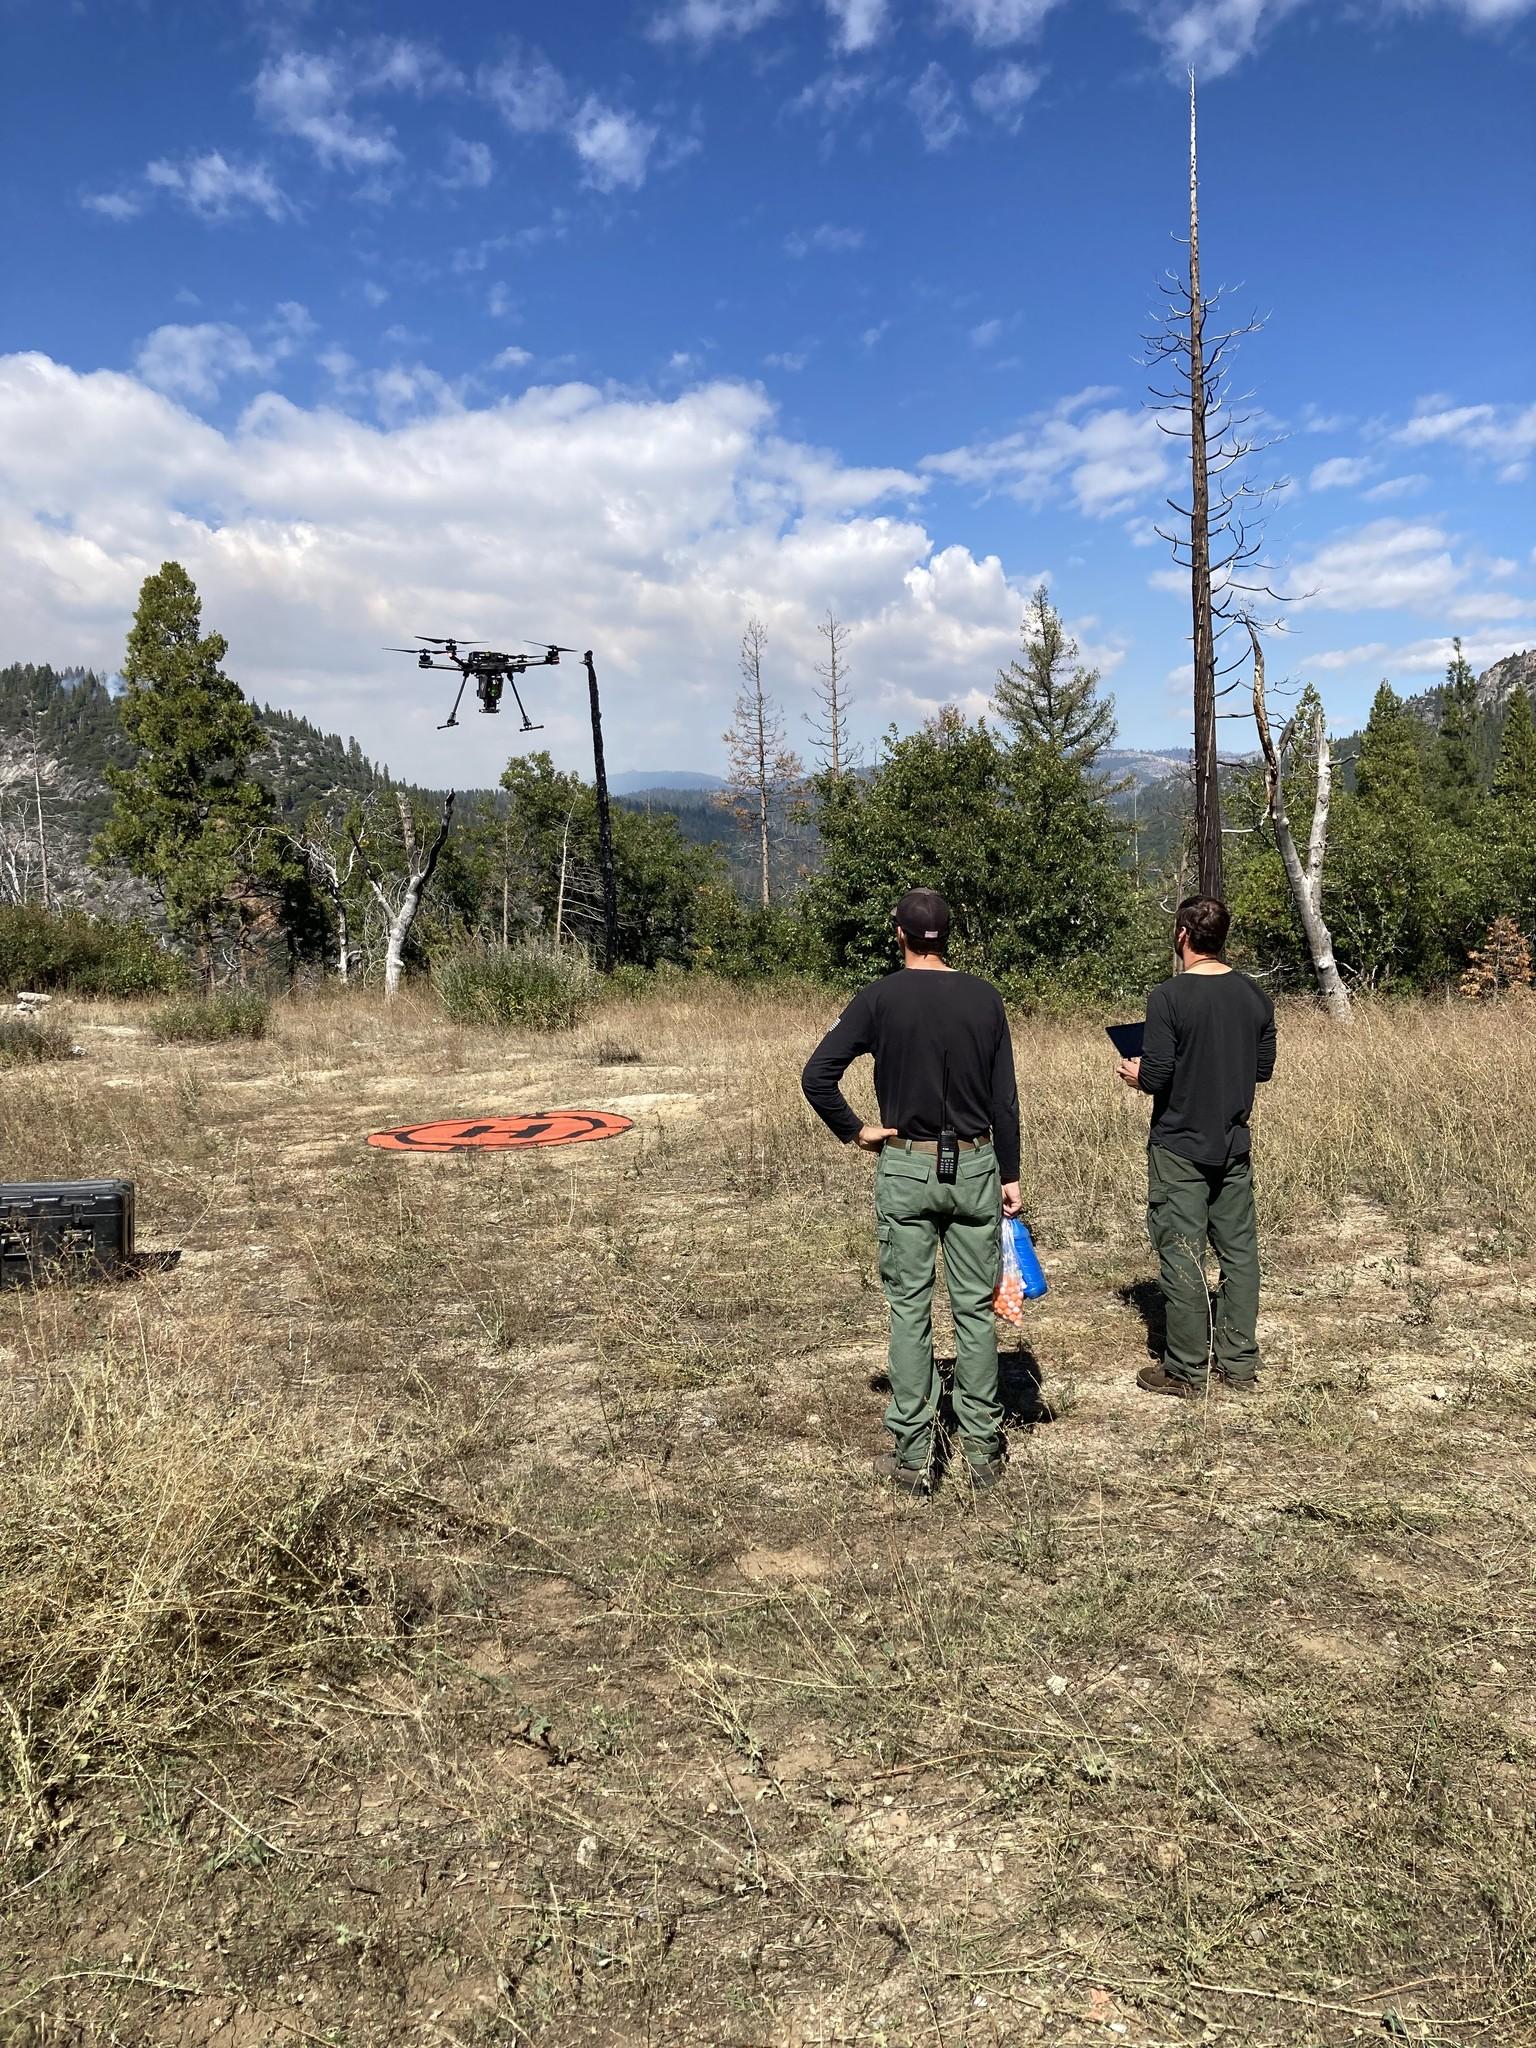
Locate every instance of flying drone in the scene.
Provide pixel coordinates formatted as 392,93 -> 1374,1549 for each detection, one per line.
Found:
383,635 -> 578,730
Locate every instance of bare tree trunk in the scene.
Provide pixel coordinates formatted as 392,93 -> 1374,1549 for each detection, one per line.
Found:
335,900 -> 351,984
1249,627 -> 1351,1022
1187,73 -> 1221,901
582,652 -> 620,972
757,775 -> 770,910
555,806 -> 574,944
31,746 -> 49,912
355,792 -> 456,998
807,610 -> 855,776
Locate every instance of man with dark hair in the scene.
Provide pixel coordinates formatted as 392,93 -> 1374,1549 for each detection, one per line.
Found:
802,888 -> 1022,1493
1118,895 -> 1277,1399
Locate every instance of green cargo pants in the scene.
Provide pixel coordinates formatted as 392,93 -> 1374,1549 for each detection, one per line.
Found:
1147,1142 -> 1261,1386
873,1142 -> 1003,1472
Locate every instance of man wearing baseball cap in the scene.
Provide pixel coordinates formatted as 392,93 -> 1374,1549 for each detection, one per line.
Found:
801,887 -> 1022,1494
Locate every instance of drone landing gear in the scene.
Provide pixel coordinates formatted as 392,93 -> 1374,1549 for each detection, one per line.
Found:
438,674 -> 470,730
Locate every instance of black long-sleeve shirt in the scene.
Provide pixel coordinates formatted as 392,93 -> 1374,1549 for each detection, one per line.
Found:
801,968 -> 1021,1181
1137,968 -> 1276,1167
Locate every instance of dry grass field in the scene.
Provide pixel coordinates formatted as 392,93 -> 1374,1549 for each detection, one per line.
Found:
1,984 -> 1534,2048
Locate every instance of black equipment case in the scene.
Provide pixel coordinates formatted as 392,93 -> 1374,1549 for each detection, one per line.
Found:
0,1180 -> 135,1284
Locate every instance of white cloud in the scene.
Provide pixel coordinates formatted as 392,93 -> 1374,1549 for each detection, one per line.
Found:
491,347 -> 534,370
1130,0 -> 1536,78
1313,629 -> 1536,678
1290,518 -> 1466,614
82,188 -> 146,223
969,318 -> 1004,348
923,389 -> 1173,516
1308,455 -> 1373,491
908,63 -> 967,149
480,46 -> 570,133
252,37 -> 459,176
824,0 -> 892,49
486,283 -> 515,318
254,51 -> 400,170
936,0 -> 1065,42
1362,473 -> 1427,502
648,0 -> 783,42
765,350 -> 811,371
133,304 -> 314,403
441,135 -> 494,189
571,100 -> 659,191
971,60 -> 1042,125
142,151 -> 289,223
1395,397 -> 1536,463
1128,1 -> 1307,77
482,48 -> 664,193
788,68 -> 875,123
0,353 -> 1078,778
784,222 -> 866,256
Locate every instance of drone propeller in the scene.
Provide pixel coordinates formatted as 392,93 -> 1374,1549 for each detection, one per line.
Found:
525,640 -> 579,654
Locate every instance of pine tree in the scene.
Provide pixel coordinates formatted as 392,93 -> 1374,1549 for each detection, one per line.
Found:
1493,685 -> 1536,805
95,562 -> 271,974
1334,682 -> 1438,987
1434,636 -> 1481,828
1355,681 -> 1427,806
1489,686 -> 1536,936
993,585 -> 1117,772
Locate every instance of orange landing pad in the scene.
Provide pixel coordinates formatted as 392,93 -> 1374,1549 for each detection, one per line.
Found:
367,1111 -> 634,1152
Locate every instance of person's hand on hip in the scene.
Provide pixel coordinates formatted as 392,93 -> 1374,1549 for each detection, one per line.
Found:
857,1124 -> 899,1152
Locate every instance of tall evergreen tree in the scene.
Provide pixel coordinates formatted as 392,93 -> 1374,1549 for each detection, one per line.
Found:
1433,636 -> 1482,828
804,708 -> 1126,990
1334,681 -> 1438,987
993,585 -> 1117,771
1489,685 -> 1536,935
95,562 -> 270,973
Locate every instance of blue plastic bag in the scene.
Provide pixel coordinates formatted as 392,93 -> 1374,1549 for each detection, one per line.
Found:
993,1216 -> 1048,1322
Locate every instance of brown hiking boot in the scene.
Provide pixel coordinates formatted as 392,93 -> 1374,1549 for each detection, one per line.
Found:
872,1452 -> 931,1495
1214,1370 -> 1258,1397
962,1453 -> 1008,1492
1136,1363 -> 1205,1400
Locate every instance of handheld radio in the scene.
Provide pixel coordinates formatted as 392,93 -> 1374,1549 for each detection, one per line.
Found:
936,1053 -> 959,1185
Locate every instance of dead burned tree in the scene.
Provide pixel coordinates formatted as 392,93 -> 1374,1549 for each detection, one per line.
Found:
0,725 -> 79,908
805,609 -> 857,777
1249,626 -> 1351,1021
283,797 -> 365,983
1145,71 -> 1287,901
722,617 -> 803,908
351,790 -> 456,998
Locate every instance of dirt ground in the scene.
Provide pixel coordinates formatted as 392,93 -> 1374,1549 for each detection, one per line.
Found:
1,986 -> 1533,2047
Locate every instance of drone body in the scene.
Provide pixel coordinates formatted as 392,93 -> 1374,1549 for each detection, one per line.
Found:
382,635 -> 577,729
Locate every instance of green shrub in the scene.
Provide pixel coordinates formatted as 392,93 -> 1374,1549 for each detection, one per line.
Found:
604,963 -> 651,1002
434,939 -> 602,1033
0,905 -> 187,999
150,991 -> 271,1043
0,1015 -> 75,1066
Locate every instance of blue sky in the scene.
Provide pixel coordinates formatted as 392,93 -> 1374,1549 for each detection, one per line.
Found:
2,0 -> 1532,782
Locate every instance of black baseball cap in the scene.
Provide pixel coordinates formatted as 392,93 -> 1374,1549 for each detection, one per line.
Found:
893,887 -> 950,950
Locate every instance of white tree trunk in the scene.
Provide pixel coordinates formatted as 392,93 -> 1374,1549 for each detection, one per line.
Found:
1249,628 -> 1351,1022
365,792 -> 455,999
